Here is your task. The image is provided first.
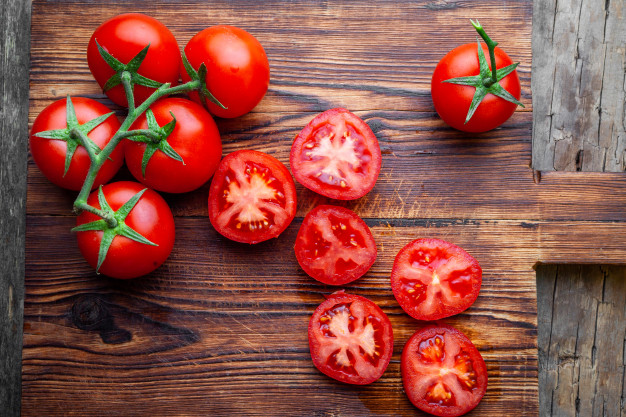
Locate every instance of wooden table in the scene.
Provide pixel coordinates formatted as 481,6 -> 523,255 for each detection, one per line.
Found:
2,0 -> 625,416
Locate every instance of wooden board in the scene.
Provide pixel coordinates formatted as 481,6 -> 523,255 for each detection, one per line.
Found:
22,1 -> 626,416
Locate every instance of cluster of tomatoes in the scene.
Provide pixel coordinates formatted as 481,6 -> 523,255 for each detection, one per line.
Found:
30,12 -> 523,417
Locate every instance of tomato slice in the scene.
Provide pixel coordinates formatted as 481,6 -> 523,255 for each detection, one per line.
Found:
390,239 -> 481,321
208,149 -> 297,244
295,205 -> 376,285
290,108 -> 381,200
308,291 -> 393,385
402,325 -> 487,416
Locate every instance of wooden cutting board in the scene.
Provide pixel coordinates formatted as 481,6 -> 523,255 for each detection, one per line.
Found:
23,1 -> 626,415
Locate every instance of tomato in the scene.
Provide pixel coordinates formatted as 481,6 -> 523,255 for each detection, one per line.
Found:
431,42 -> 521,132
30,97 -> 123,191
182,25 -> 270,118
75,181 -> 175,279
308,291 -> 393,385
87,13 -> 181,107
390,239 -> 481,321
125,98 -> 222,193
402,325 -> 487,416
290,108 -> 381,200
208,150 -> 296,244
295,205 -> 377,285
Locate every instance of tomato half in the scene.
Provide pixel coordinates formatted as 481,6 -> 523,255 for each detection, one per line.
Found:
208,150 -> 296,244
295,205 -> 377,285
87,13 -> 181,107
431,43 -> 521,132
390,239 -> 482,321
308,291 -> 393,385
125,97 -> 222,193
75,181 -> 175,279
402,325 -> 487,416
290,108 -> 381,200
182,25 -> 270,118
30,97 -> 123,191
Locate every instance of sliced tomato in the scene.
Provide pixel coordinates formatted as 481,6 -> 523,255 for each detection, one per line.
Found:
295,205 -> 376,285
208,149 -> 297,244
308,291 -> 393,385
390,238 -> 482,321
290,108 -> 381,200
402,325 -> 488,416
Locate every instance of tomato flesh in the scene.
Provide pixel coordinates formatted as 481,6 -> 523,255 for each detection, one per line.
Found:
208,150 -> 296,244
308,291 -> 393,385
295,205 -> 377,285
402,325 -> 487,416
290,108 -> 381,200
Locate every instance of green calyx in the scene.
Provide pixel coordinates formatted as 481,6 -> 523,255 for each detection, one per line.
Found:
181,52 -> 227,110
443,19 -> 524,124
34,95 -> 113,175
71,187 -> 157,273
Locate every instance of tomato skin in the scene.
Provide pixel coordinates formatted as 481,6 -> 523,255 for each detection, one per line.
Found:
295,205 -> 377,285
30,97 -> 123,191
390,238 -> 482,321
208,150 -> 297,244
87,13 -> 181,107
125,98 -> 222,193
182,25 -> 270,118
290,108 -> 382,200
75,181 -> 175,279
402,325 -> 488,416
431,43 -> 521,132
308,291 -> 393,385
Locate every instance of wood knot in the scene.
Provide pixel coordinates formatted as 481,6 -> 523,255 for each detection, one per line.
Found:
72,295 -> 109,331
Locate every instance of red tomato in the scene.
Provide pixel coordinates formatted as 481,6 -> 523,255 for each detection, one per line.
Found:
208,150 -> 296,244
30,97 -> 123,191
308,291 -> 393,385
390,239 -> 482,321
87,13 -> 181,107
290,108 -> 381,200
75,181 -> 175,279
295,205 -> 377,285
125,98 -> 222,193
402,325 -> 488,416
431,43 -> 521,132
182,25 -> 270,118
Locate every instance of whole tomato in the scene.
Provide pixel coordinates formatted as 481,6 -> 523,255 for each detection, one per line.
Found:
75,181 -> 175,279
182,25 -> 270,118
87,13 -> 181,107
30,97 -> 123,191
125,98 -> 222,193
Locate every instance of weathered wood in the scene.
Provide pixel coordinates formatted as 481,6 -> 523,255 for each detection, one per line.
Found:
532,0 -> 626,171
0,0 -> 31,416
537,265 -> 626,417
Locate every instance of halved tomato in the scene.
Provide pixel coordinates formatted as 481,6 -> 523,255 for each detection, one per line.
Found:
295,205 -> 376,285
308,291 -> 393,385
290,108 -> 381,200
390,238 -> 482,321
208,149 -> 297,244
402,325 -> 488,416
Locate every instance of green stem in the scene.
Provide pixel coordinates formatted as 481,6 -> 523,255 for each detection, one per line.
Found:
470,19 -> 498,86
70,128 -> 98,163
117,129 -> 161,142
74,199 -> 118,227
121,71 -> 135,113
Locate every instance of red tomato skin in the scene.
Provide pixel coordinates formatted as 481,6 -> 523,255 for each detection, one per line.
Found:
30,97 -> 123,191
401,325 -> 488,417
290,108 -> 382,200
182,25 -> 270,118
295,205 -> 377,285
390,238 -> 482,321
87,13 -> 181,107
125,98 -> 222,193
75,181 -> 175,279
308,291 -> 394,385
431,43 -> 521,132
208,150 -> 297,244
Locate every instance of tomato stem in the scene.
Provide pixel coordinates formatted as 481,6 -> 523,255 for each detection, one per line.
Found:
74,199 -> 118,228
470,19 -> 498,87
121,71 -> 135,112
